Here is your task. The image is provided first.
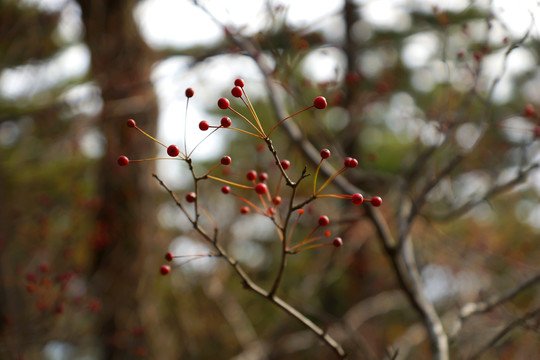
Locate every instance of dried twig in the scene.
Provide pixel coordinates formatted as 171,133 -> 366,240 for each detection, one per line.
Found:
450,271 -> 540,338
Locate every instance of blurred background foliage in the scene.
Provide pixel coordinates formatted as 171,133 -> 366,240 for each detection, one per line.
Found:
1,0 -> 540,359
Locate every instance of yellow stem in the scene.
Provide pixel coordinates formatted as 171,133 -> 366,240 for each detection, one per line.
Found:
207,175 -> 254,190
226,126 -> 263,138
296,242 -> 332,253
242,90 -> 266,137
198,204 -> 218,229
135,126 -> 167,148
316,168 -> 346,195
229,106 -> 265,137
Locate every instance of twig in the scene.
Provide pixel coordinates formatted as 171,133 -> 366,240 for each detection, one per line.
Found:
153,173 -> 347,359
468,306 -> 540,360
430,162 -> 539,222
450,271 -> 540,338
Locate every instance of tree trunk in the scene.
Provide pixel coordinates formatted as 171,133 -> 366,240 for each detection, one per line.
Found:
76,1 -> 159,358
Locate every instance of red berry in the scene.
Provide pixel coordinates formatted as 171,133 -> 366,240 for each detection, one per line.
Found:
221,186 -> 231,194
457,50 -> 465,60
218,98 -> 230,109
88,298 -> 102,313
231,86 -> 243,98
258,172 -> 268,182
199,121 -> 209,131
117,155 -> 129,166
167,145 -> 180,157
53,303 -> 64,315
370,196 -> 383,207
332,237 -> 343,247
246,170 -> 257,181
165,252 -> 174,261
272,196 -> 282,205
221,117 -> 232,128
160,265 -> 171,275
36,300 -> 47,311
352,193 -> 363,205
344,157 -> 358,168
185,88 -> 194,98
473,52 -> 482,62
185,192 -> 196,203
39,263 -> 50,273
240,206 -> 250,214
127,119 -> 136,128
255,183 -> 268,195
221,155 -> 232,165
234,78 -> 245,87
318,215 -> 330,227
524,104 -> 535,117
320,149 -> 331,159
280,160 -> 290,170
313,96 -> 327,109
26,273 -> 37,283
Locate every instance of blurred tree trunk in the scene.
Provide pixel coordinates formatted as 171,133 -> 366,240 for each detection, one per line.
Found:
76,1 -> 159,358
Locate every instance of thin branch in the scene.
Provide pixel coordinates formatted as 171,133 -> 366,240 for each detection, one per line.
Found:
468,306 -> 540,360
430,162 -> 540,222
153,173 -> 347,359
398,154 -> 465,247
450,271 -> 540,338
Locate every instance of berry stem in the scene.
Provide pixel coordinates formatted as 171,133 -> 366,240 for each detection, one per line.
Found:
206,175 -> 254,190
290,242 -> 333,253
267,105 -> 314,137
313,159 -> 324,195
202,163 -> 223,177
224,126 -> 263,138
315,168 -> 347,195
316,194 -> 351,200
240,89 -> 266,137
297,226 -> 320,248
184,97 -> 190,156
130,157 -> 182,163
228,106 -> 265,138
198,203 -> 218,230
187,128 -> 220,159
231,193 -> 267,216
134,126 -> 168,148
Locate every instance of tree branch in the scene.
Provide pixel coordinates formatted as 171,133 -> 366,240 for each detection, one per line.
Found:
153,173 -> 347,359
468,306 -> 540,360
450,271 -> 540,338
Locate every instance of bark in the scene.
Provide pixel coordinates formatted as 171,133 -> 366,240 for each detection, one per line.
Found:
76,1 -> 160,358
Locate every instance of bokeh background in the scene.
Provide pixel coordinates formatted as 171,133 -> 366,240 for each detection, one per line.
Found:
1,0 -> 540,359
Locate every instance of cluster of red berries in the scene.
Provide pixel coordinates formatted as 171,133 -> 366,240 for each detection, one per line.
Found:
23,263 -> 99,316
118,78 -> 383,276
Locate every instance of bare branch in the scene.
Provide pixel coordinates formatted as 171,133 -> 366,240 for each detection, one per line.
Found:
450,271 -> 540,338
430,162 -> 539,222
468,306 -> 540,360
153,173 -> 347,359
